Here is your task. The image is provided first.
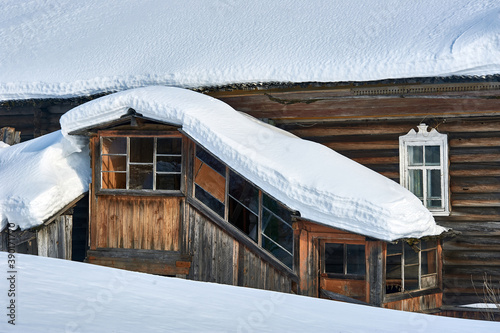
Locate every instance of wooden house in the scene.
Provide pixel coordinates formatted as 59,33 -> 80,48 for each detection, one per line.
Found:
206,77 -> 500,316
1,77 -> 499,318
20,86 -> 440,315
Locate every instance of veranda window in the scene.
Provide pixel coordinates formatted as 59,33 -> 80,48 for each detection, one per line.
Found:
324,243 -> 366,278
193,145 -> 294,269
101,135 -> 182,191
385,240 -> 438,294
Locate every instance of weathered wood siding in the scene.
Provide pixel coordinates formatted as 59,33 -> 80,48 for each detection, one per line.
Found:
383,293 -> 443,313
187,204 -> 292,293
37,215 -> 72,259
213,85 -> 500,307
94,195 -> 182,251
0,97 -> 99,141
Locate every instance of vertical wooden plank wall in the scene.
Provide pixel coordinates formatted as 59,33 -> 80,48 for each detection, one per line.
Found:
187,205 -> 292,293
37,215 -> 73,259
95,196 -> 181,251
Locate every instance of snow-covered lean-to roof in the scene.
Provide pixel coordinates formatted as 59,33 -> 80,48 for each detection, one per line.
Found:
1,0 -> 500,101
0,86 -> 446,241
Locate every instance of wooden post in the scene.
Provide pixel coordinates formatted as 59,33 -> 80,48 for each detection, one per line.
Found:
0,127 -> 21,145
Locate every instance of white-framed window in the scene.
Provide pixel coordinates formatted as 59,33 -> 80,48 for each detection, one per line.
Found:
399,124 -> 449,215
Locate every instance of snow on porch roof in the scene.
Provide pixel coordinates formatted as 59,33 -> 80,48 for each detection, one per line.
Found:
59,86 -> 445,241
1,1 -> 500,101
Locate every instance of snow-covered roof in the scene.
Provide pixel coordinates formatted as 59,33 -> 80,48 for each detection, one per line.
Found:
5,252 -> 499,333
1,1 -> 500,101
0,131 -> 90,230
60,86 -> 444,241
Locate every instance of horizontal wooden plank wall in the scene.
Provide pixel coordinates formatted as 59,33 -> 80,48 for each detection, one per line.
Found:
284,117 -> 500,306
213,86 -> 500,308
0,97 -> 98,141
95,195 -> 181,251
187,204 -> 292,293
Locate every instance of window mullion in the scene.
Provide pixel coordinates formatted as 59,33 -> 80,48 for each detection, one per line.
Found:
153,137 -> 157,190
344,244 -> 348,275
401,243 -> 405,292
224,166 -> 229,220
258,190 -> 262,247
126,137 -> 130,190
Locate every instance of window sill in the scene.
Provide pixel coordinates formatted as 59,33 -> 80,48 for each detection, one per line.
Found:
383,287 -> 442,303
97,189 -> 185,197
430,210 -> 450,217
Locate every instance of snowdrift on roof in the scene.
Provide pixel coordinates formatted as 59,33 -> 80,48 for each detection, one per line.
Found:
0,131 -> 90,230
60,86 -> 445,241
1,0 -> 500,100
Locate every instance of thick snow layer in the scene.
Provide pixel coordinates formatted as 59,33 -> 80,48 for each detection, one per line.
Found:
1,253 -> 498,332
1,0 -> 500,101
461,303 -> 500,309
61,86 -> 445,241
0,131 -> 90,231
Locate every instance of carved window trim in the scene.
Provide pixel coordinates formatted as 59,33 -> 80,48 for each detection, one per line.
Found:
399,124 -> 450,216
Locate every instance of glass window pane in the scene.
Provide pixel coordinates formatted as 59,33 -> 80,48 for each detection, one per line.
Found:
262,209 -> 293,254
262,237 -> 293,269
229,171 -> 259,215
346,244 -> 365,275
129,164 -> 153,189
157,138 -> 182,154
130,137 -> 154,163
102,155 -> 126,172
404,243 -> 419,265
425,146 -> 440,166
102,172 -> 126,189
408,146 -> 423,166
195,184 -> 225,217
157,156 -> 181,173
102,137 -> 126,155
228,197 -> 258,241
404,264 -> 419,291
196,146 -> 225,176
421,249 -> 437,275
325,243 -> 344,274
427,169 -> 441,198
386,255 -> 402,279
420,239 -> 437,250
156,174 -> 180,190
387,243 -> 402,255
194,157 -> 226,203
263,194 -> 292,225
386,253 -> 402,294
409,169 -> 423,199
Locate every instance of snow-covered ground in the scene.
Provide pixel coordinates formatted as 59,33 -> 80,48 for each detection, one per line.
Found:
1,0 -> 500,101
0,252 -> 498,332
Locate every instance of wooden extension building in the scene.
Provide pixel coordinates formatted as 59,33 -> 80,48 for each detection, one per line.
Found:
1,77 -> 500,319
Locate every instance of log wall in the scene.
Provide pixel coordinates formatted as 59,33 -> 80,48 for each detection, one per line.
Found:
213,85 -> 500,307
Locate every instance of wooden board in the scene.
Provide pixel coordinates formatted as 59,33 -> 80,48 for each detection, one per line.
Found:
95,195 -> 181,251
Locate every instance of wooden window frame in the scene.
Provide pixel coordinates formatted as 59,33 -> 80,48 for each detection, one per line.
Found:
191,144 -> 294,270
320,240 -> 367,280
98,131 -> 184,195
385,240 -> 439,295
399,124 -> 450,216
